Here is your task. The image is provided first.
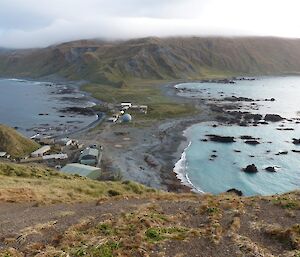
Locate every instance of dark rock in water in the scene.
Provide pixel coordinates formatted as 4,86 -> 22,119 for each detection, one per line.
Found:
14,126 -> 19,130
292,150 -> 300,153
212,150 -> 217,153
243,164 -> 258,173
224,96 -> 254,102
276,151 -> 288,155
292,138 -> 300,145
234,149 -> 241,153
201,139 -> 208,142
212,124 -> 218,128
265,166 -> 276,172
249,155 -> 255,158
277,128 -> 294,131
240,135 -> 259,140
264,98 -> 276,101
264,114 -> 284,122
211,154 -> 218,158
206,134 -> 235,143
239,122 -> 248,127
244,113 -> 263,121
226,188 -> 243,196
59,107 -> 95,116
245,140 -> 260,145
258,121 -> 269,125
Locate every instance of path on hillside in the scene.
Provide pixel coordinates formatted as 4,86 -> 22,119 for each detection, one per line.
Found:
0,194 -> 300,257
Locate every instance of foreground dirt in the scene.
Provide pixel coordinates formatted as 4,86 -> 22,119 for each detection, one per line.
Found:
0,192 -> 299,257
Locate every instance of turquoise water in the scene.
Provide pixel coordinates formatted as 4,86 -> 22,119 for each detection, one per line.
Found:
176,76 -> 300,118
175,77 -> 300,196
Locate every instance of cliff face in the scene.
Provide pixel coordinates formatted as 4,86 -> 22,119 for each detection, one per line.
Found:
1,37 -> 300,83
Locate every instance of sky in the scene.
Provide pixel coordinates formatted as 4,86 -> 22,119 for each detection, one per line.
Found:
0,0 -> 300,48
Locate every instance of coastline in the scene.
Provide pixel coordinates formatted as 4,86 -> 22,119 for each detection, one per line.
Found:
148,83 -> 217,192
0,77 -> 102,138
0,77 -> 217,193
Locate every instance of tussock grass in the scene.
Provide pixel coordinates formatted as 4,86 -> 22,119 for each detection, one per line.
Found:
0,124 -> 40,158
0,162 -> 159,204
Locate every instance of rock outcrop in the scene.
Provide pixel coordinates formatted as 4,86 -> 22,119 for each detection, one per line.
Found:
243,164 -> 258,173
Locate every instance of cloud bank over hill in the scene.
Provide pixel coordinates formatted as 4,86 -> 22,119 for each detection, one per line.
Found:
0,0 -> 300,48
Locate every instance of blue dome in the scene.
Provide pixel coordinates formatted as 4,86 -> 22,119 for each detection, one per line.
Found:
122,114 -> 132,122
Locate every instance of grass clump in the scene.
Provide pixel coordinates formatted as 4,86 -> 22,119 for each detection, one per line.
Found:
145,227 -> 189,242
73,241 -> 120,257
271,194 -> 300,210
107,189 -> 121,197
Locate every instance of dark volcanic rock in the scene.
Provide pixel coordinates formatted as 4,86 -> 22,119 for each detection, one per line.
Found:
224,96 -> 254,102
292,138 -> 300,145
240,135 -> 259,140
244,140 -> 260,145
264,98 -> 276,101
258,121 -> 269,125
244,113 -> 263,121
226,188 -> 243,196
265,166 -> 276,172
276,151 -> 288,155
206,134 -> 235,143
264,114 -> 284,122
59,107 -> 95,116
243,164 -> 258,173
292,150 -> 300,153
277,128 -> 294,131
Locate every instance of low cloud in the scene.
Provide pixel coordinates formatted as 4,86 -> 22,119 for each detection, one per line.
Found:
0,0 -> 300,48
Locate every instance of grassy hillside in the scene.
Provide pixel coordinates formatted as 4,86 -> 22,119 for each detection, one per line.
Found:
0,162 -> 158,203
0,162 -> 299,256
0,124 -> 40,158
1,37 -> 300,84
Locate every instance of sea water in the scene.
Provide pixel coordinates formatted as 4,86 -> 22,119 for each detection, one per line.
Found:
175,77 -> 300,195
0,78 -> 97,137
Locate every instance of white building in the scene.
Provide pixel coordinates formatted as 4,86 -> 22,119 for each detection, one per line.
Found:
0,152 -> 7,158
42,153 -> 68,160
31,145 -> 51,157
121,102 -> 132,108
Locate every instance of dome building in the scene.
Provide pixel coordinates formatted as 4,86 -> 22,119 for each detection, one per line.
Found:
122,113 -> 132,122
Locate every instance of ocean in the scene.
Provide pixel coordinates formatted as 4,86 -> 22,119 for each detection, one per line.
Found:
0,78 -> 98,137
174,77 -> 300,196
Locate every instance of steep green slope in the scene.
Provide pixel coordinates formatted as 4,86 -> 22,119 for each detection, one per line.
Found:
1,37 -> 300,84
0,124 -> 40,158
0,161 -> 157,203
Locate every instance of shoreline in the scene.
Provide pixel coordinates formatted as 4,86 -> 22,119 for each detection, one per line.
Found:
148,83 -> 217,192
0,77 -> 102,138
